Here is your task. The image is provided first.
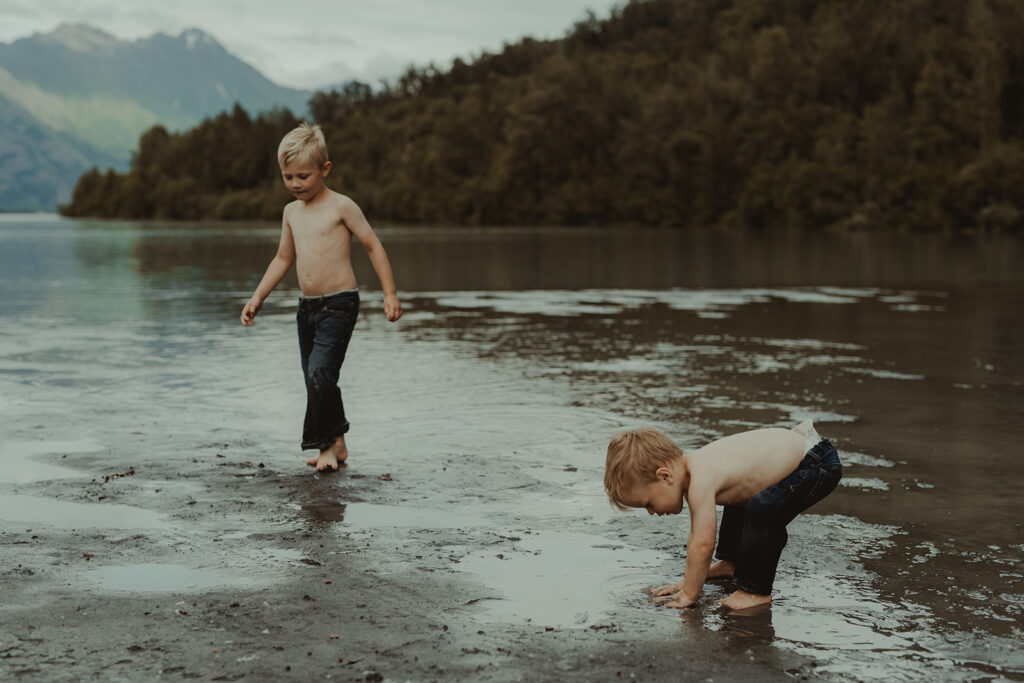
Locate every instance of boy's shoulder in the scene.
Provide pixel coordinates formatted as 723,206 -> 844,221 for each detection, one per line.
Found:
331,190 -> 358,210
315,189 -> 359,215
283,189 -> 354,217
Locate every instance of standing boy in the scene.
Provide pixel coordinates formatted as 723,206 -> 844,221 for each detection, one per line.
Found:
241,123 -> 402,472
604,420 -> 841,609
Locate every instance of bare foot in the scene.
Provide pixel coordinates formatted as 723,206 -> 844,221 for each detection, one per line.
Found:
331,436 -> 349,466
314,450 -> 339,472
708,560 -> 735,579
309,436 -> 348,472
719,589 -> 772,610
305,437 -> 348,471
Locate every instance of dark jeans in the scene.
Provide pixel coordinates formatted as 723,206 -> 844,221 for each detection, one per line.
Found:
714,438 -> 842,595
296,290 -> 359,451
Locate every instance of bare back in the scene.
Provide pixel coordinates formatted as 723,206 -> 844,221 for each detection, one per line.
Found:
685,427 -> 806,507
285,190 -> 358,296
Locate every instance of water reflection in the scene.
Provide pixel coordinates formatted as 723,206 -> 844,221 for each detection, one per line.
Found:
718,604 -> 776,640
456,530 -> 667,628
0,495 -> 168,529
121,222 -> 1024,293
3,216 -> 1022,320
0,440 -> 100,484
299,502 -> 347,529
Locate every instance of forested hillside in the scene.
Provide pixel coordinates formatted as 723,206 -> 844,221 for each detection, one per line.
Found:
62,0 -> 1024,230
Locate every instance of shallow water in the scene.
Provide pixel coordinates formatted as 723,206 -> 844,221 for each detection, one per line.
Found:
88,563 -> 255,591
1,215 -> 1022,679
0,439 -> 100,483
0,494 -> 168,529
457,530 -> 667,628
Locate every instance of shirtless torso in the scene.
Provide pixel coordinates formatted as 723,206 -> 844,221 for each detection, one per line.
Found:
283,190 -> 365,296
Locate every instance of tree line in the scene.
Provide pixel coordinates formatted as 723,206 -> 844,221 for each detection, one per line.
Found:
62,0 -> 1024,231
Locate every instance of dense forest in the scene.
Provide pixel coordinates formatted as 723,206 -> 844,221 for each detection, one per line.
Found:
63,0 -> 1024,230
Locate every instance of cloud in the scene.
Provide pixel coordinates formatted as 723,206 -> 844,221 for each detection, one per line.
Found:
0,0 -> 620,88
283,60 -> 359,91
362,52 -> 413,84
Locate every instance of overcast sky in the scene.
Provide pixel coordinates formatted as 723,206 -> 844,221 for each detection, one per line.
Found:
0,0 -> 622,89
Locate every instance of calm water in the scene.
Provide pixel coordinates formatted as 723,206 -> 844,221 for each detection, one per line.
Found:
1,214 -> 1022,678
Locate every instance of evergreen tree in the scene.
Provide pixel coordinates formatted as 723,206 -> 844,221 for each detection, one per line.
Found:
62,0 -> 1024,231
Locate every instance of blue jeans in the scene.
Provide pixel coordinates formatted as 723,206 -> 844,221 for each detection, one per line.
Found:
714,438 -> 842,595
296,290 -> 359,451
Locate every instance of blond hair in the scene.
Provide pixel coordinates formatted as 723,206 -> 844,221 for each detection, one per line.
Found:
604,427 -> 683,511
277,122 -> 328,168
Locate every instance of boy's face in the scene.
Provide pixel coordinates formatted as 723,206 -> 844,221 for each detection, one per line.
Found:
280,159 -> 331,201
621,468 -> 684,516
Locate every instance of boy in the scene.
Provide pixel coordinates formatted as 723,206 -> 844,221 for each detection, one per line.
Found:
604,420 -> 841,610
241,122 -> 402,472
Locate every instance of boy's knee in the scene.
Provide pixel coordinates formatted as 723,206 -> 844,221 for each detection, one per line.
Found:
308,367 -> 338,392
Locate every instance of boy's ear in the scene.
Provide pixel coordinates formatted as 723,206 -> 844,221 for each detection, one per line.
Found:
321,161 -> 332,176
655,465 -> 673,482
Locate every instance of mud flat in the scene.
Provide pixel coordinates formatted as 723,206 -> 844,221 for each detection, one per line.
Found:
0,313 -> 805,681
2,218 -> 1022,680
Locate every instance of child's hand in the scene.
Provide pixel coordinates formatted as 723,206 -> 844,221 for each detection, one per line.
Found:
660,592 -> 698,609
241,296 -> 263,326
383,293 -> 402,322
651,581 -> 685,597
651,581 -> 698,608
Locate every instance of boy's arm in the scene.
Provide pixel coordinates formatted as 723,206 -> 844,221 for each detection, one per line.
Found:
662,484 -> 717,609
340,198 -> 402,322
241,214 -> 295,326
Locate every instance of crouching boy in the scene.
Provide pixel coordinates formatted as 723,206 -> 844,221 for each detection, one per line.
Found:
604,420 -> 842,610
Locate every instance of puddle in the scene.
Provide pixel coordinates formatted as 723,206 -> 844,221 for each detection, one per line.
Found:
0,495 -> 168,529
303,502 -> 486,531
299,502 -> 347,529
458,530 -> 667,628
0,439 -> 101,483
88,563 -> 255,592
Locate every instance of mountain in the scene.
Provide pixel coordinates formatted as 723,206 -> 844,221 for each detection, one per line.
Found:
0,93 -> 119,211
0,24 -> 312,211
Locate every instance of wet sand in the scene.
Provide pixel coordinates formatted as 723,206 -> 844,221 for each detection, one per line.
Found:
1,218 -> 1023,681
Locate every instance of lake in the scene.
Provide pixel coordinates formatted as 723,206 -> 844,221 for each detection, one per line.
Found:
1,214 -> 1022,680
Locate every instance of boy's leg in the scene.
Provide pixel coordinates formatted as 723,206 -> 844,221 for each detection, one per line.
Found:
718,499 -> 786,609
710,506 -> 743,578
732,501 -> 788,597
298,293 -> 359,468
297,305 -> 315,382
725,439 -> 843,607
297,304 -> 316,466
298,305 -> 327,468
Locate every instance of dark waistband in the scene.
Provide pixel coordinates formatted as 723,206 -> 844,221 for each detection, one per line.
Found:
298,288 -> 359,310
